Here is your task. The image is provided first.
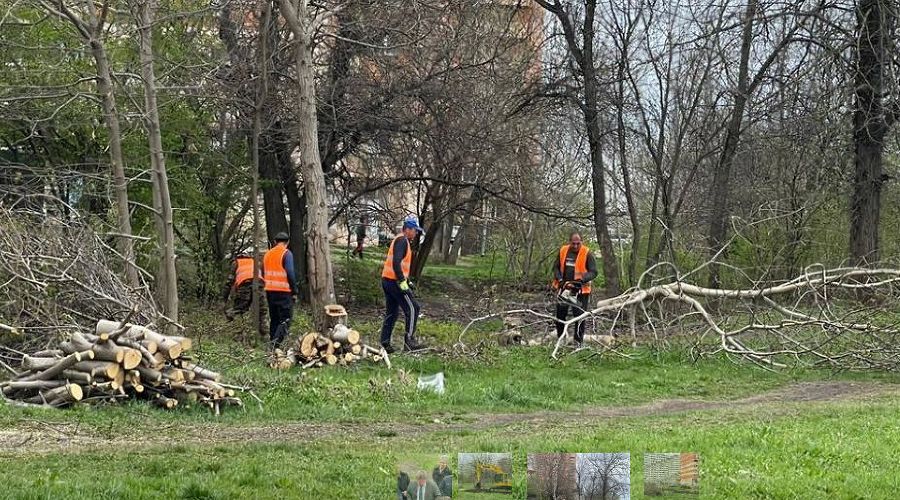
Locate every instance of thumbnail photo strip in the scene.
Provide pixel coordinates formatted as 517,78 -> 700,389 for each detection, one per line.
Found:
397,454 -> 453,499
457,452 -> 513,498
644,453 -> 700,497
527,453 -> 631,499
395,451 -> 698,498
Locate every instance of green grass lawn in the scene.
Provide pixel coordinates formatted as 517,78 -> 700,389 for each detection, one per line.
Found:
0,334 -> 870,430
457,492 -> 513,499
4,284 -> 900,498
332,248 -> 543,305
2,393 -> 898,499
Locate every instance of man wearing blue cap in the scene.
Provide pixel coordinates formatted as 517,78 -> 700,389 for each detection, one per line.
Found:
380,215 -> 426,353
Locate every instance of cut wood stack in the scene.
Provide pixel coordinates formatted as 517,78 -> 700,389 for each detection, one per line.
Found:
298,324 -> 363,367
1,320 -> 241,412
269,322 -> 391,370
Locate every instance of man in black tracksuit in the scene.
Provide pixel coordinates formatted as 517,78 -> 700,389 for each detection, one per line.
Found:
553,232 -> 598,345
380,215 -> 426,353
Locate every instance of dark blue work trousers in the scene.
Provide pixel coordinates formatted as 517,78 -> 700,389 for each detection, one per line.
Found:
266,291 -> 293,348
380,278 -> 420,347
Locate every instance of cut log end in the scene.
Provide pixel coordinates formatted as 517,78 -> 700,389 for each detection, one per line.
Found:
67,383 -> 83,402
299,332 -> 318,359
122,349 -> 142,370
10,322 -> 238,413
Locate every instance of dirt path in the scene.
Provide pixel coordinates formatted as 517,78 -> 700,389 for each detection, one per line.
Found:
2,381 -> 895,455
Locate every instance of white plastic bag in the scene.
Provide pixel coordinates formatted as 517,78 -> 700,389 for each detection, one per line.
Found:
417,372 -> 445,394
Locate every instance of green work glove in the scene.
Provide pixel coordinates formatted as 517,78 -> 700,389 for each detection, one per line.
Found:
399,280 -> 410,292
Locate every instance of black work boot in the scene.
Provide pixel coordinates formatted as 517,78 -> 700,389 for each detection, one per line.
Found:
381,344 -> 396,354
403,337 -> 427,352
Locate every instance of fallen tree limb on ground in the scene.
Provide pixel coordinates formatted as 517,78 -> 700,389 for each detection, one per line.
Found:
1,320 -> 241,411
457,265 -> 900,370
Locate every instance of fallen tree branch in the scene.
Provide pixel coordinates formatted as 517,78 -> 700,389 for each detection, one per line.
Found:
458,265 -> 900,370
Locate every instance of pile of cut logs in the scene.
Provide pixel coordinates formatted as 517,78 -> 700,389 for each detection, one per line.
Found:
1,320 -> 240,412
269,305 -> 391,370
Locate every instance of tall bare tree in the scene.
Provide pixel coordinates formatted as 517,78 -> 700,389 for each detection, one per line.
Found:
849,0 -> 895,265
706,0 -> 758,288
577,453 -> 629,500
277,0 -> 335,330
250,0 -> 274,336
130,0 -> 179,324
38,0 -> 140,288
705,0 -> 822,287
537,0 -> 622,296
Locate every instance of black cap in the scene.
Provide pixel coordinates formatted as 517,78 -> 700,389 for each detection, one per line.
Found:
274,231 -> 289,242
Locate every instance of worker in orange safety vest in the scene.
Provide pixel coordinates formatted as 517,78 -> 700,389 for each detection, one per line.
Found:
552,232 -> 598,345
262,232 -> 298,348
223,252 -> 265,332
379,215 -> 426,353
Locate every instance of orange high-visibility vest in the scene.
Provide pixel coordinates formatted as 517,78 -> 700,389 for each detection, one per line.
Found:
234,256 -> 259,287
553,244 -> 592,294
382,235 -> 412,280
263,244 -> 292,292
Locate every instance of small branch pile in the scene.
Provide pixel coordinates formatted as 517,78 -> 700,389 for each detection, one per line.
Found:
269,305 -> 391,370
2,320 -> 241,412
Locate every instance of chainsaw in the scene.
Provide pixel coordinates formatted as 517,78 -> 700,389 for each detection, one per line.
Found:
556,280 -> 583,306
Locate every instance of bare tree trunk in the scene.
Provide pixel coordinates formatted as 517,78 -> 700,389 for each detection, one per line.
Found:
588,141 -> 620,296
706,0 -> 757,288
448,223 -> 463,265
449,189 -> 481,264
282,163 -> 310,302
87,5 -> 138,289
441,215 -> 454,262
259,131 -> 289,243
585,88 -> 620,296
251,110 -> 263,334
278,0 -> 335,331
440,189 -> 458,263
538,0 -> 621,296
644,180 -> 660,269
850,0 -> 892,265
51,1 -> 139,288
522,213 -> 536,279
251,0 -> 273,336
431,220 -> 445,264
131,0 -> 178,325
615,67 -> 639,287
411,195 -> 442,281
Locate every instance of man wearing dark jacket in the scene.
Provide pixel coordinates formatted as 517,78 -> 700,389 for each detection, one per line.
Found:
407,471 -> 440,500
380,215 -> 426,353
397,469 -> 411,500
432,456 -> 452,496
262,232 -> 298,348
552,232 -> 598,345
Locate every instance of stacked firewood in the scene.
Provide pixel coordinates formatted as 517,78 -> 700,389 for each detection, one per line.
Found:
270,324 -> 391,370
269,305 -> 391,370
1,320 -> 240,412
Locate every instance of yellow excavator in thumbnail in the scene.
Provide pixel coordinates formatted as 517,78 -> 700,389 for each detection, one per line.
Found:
474,462 -> 512,492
